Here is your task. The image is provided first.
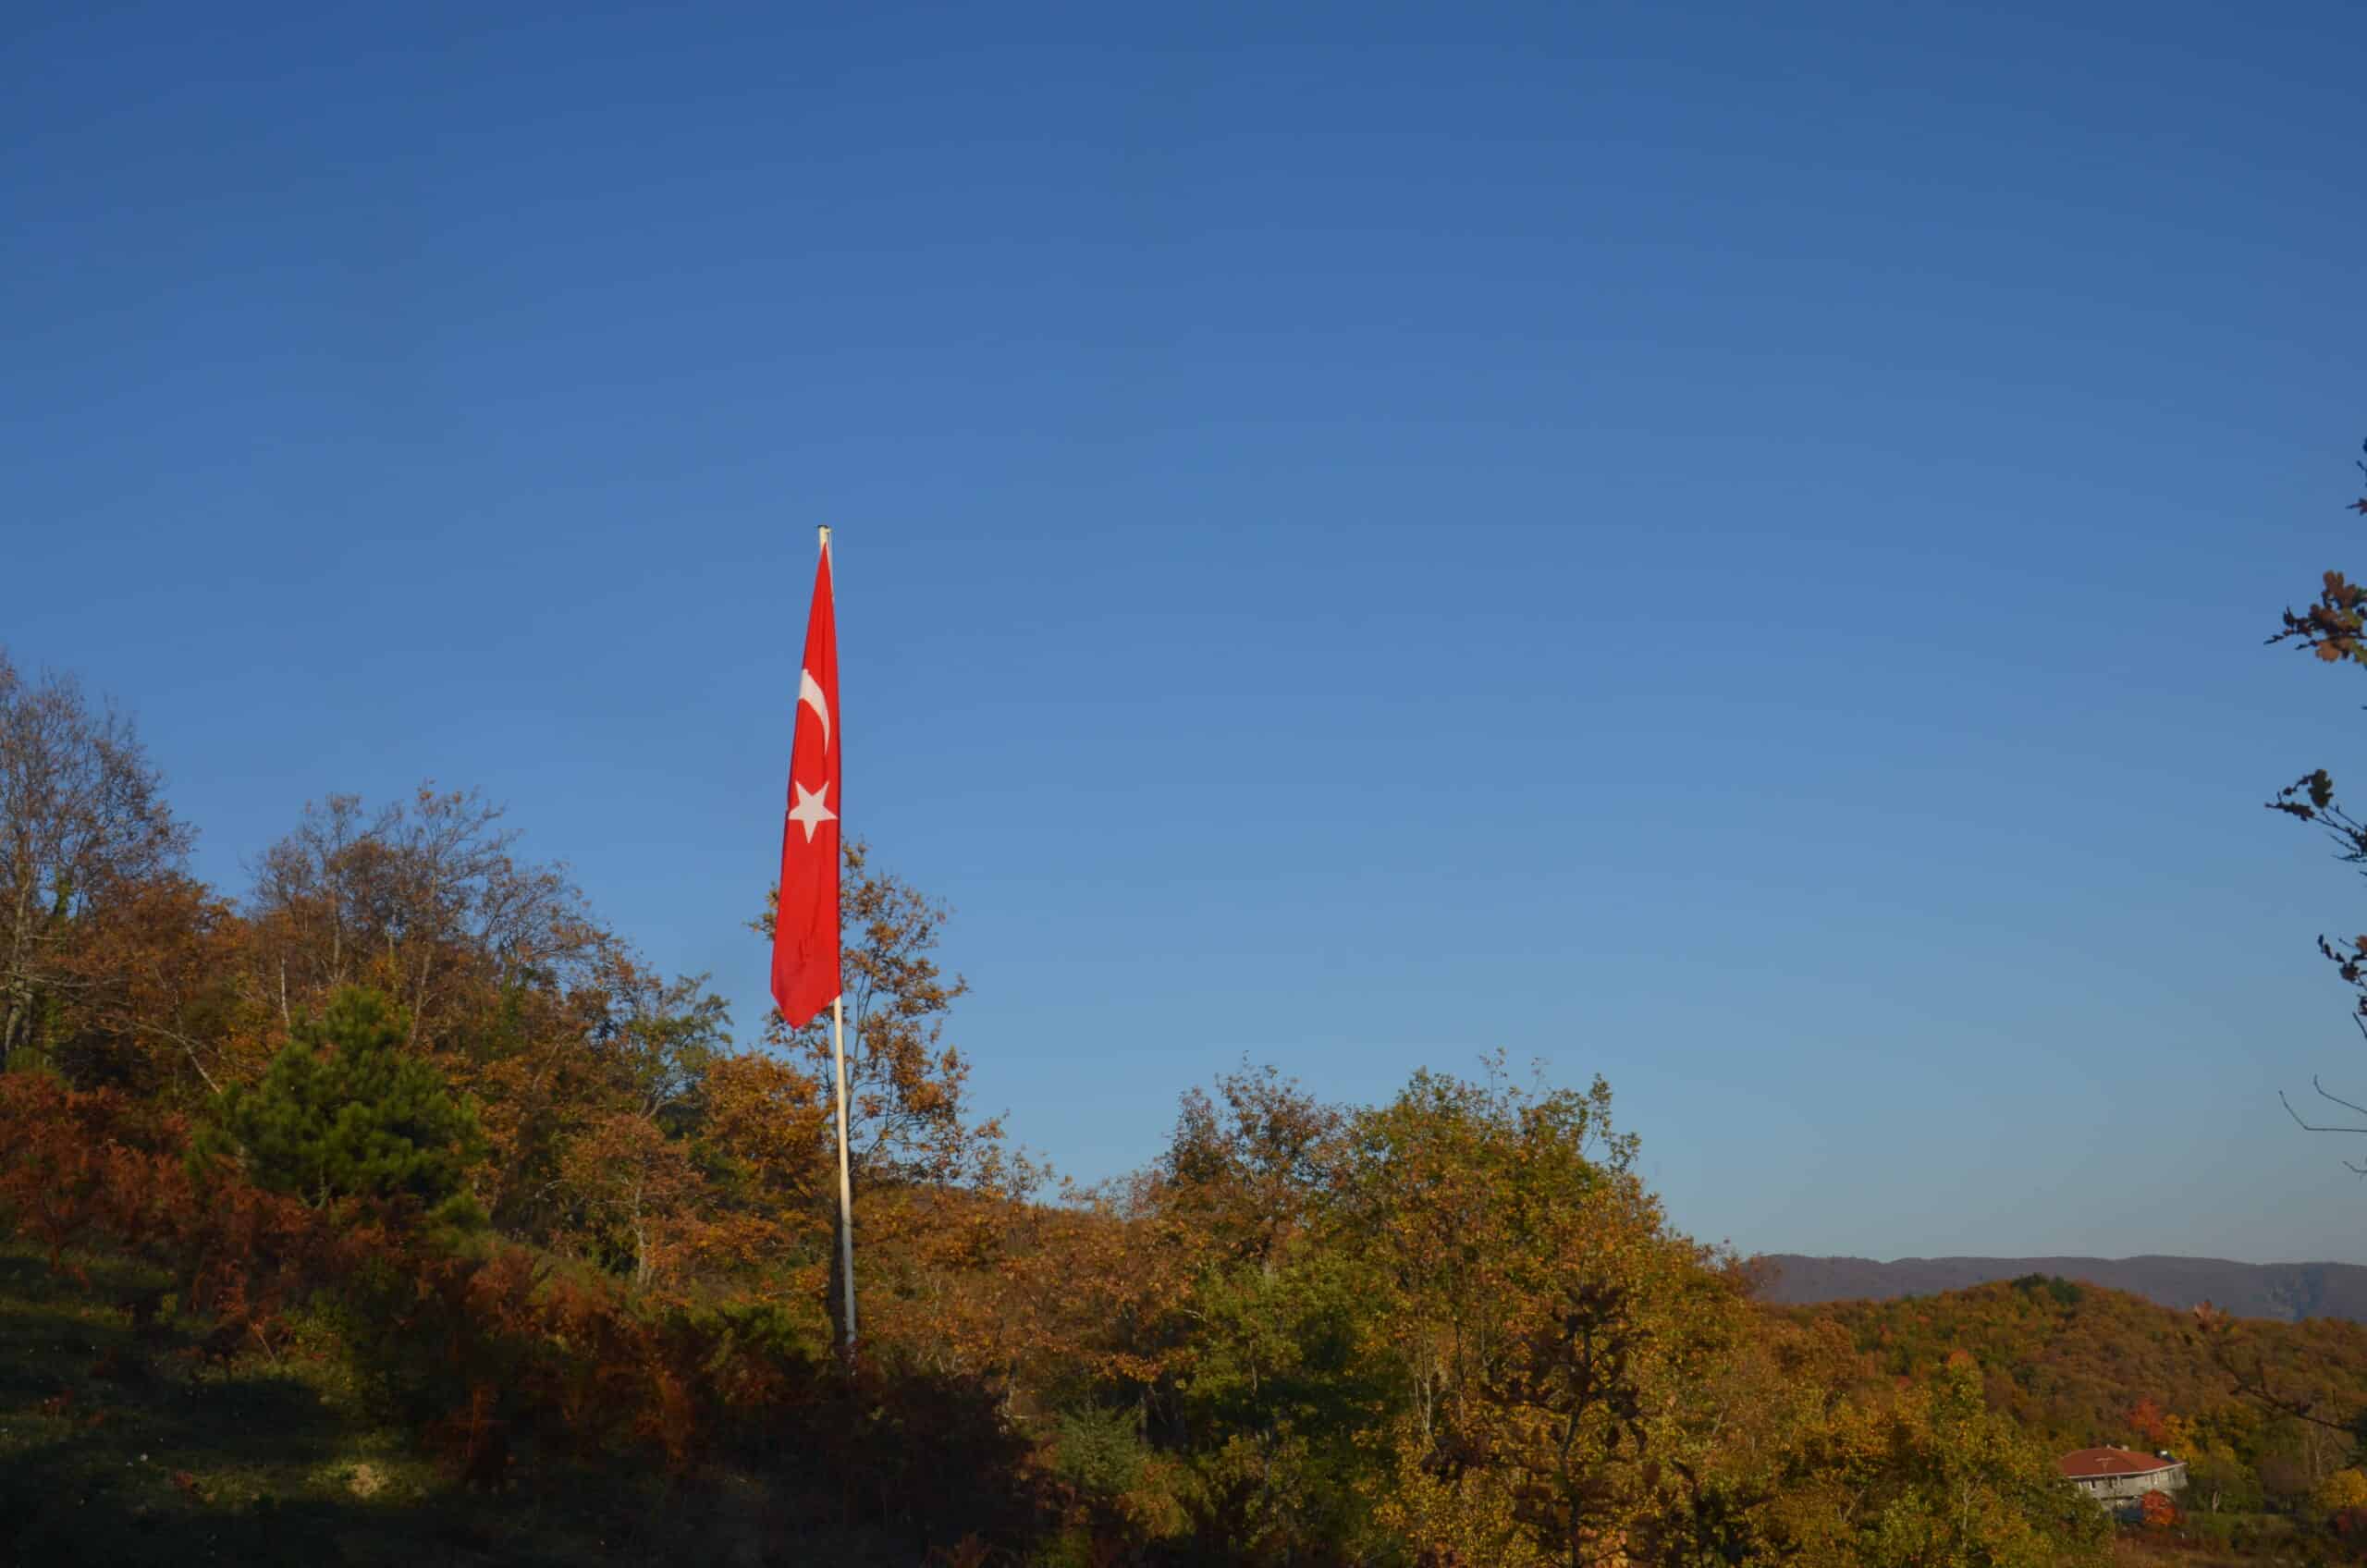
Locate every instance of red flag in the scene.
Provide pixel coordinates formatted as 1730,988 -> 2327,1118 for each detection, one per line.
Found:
770,538 -> 840,1028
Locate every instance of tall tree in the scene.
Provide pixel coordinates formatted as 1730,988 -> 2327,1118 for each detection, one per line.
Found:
1332,1061 -> 1743,1566
0,648 -> 191,1072
1153,1060 -> 1343,1271
754,839 -> 997,1191
248,786 -> 606,1047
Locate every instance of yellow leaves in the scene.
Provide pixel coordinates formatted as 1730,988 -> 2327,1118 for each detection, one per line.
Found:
701,1050 -> 830,1204
2314,1465 -> 2367,1515
1369,1421 -> 1553,1568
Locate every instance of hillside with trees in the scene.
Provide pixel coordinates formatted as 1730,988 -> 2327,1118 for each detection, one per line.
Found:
0,643 -> 2153,1565
1786,1276 -> 2367,1521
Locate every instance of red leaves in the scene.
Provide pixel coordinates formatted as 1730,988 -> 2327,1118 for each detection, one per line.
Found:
0,1077 -> 131,1274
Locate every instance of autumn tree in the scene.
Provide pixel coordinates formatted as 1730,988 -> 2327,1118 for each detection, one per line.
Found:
1331,1062 -> 1745,1566
2164,1405 -> 2267,1515
0,647 -> 191,1072
50,871 -> 263,1097
535,949 -> 738,1292
755,839 -> 993,1186
1152,1060 -> 1343,1270
249,786 -> 606,1047
697,1047 -> 833,1232
579,949 -> 730,1128
1056,1063 -> 1390,1557
559,1108 -> 708,1288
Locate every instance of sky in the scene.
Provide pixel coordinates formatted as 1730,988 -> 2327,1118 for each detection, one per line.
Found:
6,0 -> 2365,1264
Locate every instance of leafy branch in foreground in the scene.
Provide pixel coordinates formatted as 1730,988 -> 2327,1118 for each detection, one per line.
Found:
2265,439 -> 2367,1160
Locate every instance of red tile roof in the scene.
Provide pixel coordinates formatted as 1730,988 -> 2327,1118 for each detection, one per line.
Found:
2058,1447 -> 2177,1480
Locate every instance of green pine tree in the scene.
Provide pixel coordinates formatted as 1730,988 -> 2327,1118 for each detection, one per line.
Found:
203,986 -> 483,1215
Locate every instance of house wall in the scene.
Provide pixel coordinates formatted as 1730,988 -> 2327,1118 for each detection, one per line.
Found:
2072,1463 -> 2187,1514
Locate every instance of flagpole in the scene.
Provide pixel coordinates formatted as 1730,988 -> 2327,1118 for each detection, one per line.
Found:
831,989 -> 857,1355
820,525 -> 858,1359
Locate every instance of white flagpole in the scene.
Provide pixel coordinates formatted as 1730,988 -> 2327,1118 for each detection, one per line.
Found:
820,525 -> 858,1358
831,989 -> 857,1354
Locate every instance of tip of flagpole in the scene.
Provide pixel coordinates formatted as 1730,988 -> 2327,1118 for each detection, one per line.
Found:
817,525 -> 830,547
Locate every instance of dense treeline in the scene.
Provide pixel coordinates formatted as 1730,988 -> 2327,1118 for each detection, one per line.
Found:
1798,1278 -> 2367,1524
0,643 -> 2243,1564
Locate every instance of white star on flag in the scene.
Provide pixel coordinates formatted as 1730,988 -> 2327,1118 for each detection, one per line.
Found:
787,779 -> 836,842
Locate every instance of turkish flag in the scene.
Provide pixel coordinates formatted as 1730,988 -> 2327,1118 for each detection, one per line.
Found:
770,539 -> 840,1028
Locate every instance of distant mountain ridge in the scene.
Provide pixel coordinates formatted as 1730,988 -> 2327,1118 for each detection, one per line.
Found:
1758,1254 -> 2367,1323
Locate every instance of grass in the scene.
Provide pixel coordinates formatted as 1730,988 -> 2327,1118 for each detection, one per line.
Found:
0,1240 -> 485,1564
0,1240 -> 829,1567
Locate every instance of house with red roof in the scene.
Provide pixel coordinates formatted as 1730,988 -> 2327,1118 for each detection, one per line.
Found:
2059,1446 -> 2185,1515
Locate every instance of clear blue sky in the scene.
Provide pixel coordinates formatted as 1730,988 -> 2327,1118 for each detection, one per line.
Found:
7,1 -> 2363,1263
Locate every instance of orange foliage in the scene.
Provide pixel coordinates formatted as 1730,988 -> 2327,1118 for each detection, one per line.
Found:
0,1068 -> 1046,1545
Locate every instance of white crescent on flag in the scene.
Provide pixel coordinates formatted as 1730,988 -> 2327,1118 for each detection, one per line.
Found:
799,668 -> 831,751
